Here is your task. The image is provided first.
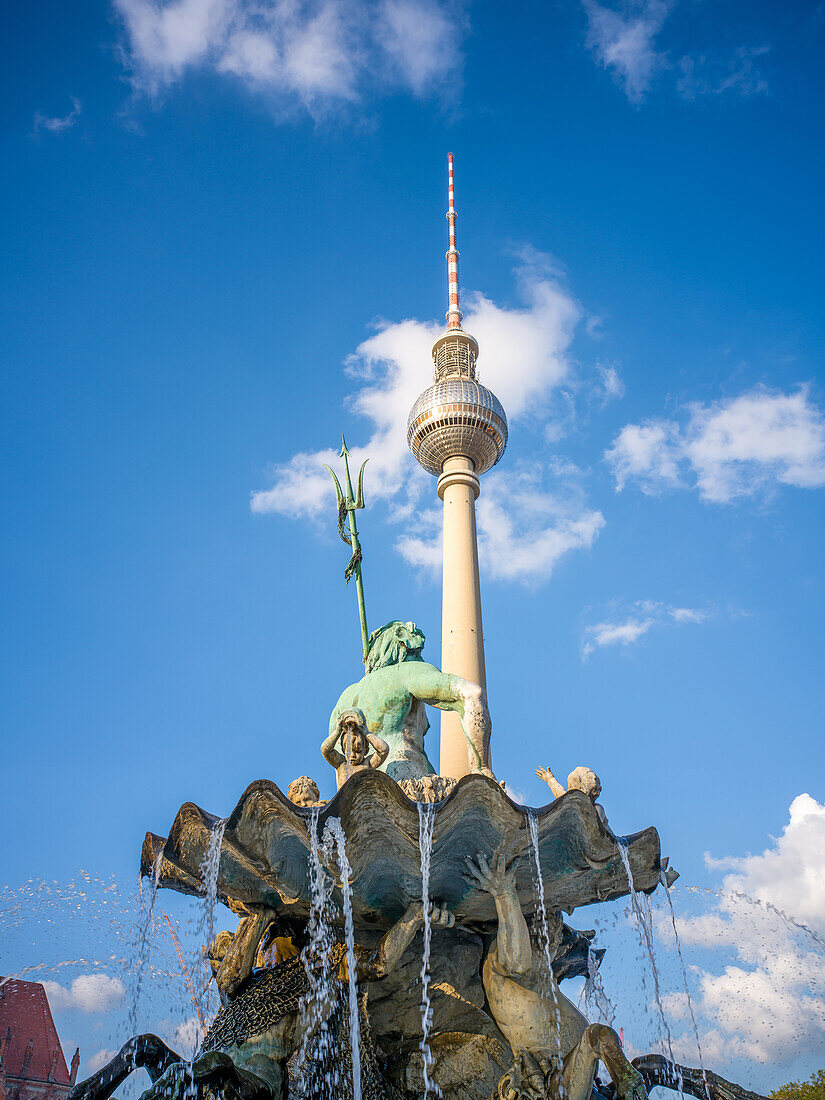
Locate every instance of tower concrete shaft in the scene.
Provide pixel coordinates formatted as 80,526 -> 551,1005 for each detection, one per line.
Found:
438,456 -> 486,779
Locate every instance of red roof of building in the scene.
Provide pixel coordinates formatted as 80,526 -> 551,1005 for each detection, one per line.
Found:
0,979 -> 71,1086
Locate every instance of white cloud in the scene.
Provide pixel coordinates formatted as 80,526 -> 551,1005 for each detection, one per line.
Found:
605,386 -> 825,503
581,1 -> 770,105
398,461 -> 605,585
596,363 -> 625,404
583,616 -> 654,656
604,419 -> 682,492
42,974 -> 126,1014
34,97 -> 82,134
677,45 -> 770,101
252,254 -> 604,585
113,0 -> 463,113
375,0 -> 461,97
701,794 -> 825,941
86,1050 -> 116,1074
581,599 -> 708,657
174,1015 -> 203,1058
582,0 -> 672,103
660,795 -> 825,1065
669,606 -> 707,624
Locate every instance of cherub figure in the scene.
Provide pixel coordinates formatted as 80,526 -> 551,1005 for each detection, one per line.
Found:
321,707 -> 389,789
287,776 -> 323,807
464,853 -> 646,1100
535,765 -> 608,827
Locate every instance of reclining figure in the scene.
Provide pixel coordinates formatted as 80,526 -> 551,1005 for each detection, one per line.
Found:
464,853 -> 645,1100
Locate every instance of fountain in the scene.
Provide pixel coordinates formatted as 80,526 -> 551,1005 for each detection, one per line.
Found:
65,158 -> 776,1100
66,610 -> 768,1100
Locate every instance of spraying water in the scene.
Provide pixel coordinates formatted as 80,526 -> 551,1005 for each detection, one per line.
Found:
297,807 -> 339,1093
199,818 -> 227,952
325,817 -> 362,1100
617,840 -> 682,1095
128,851 -> 163,1038
191,817 -> 227,1029
581,940 -> 616,1027
526,809 -> 565,1090
418,802 -> 439,1099
660,872 -> 709,1099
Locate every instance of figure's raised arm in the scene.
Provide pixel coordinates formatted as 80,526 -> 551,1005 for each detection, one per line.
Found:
362,901 -> 455,980
464,853 -> 531,976
366,731 -> 389,770
321,722 -> 345,769
401,663 -> 491,776
535,766 -> 567,800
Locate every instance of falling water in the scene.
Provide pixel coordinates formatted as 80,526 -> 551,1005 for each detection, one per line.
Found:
199,818 -> 228,953
660,871 -> 709,1099
582,940 -> 616,1027
417,802 -> 439,1099
325,817 -> 362,1100
297,808 -> 341,1095
189,817 -> 227,1029
128,850 -> 163,1039
617,841 -> 682,1095
526,809 -> 565,1090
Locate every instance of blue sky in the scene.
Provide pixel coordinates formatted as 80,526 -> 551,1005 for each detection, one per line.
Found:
2,0 -> 824,1090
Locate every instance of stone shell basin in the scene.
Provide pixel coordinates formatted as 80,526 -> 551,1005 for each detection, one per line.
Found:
141,770 -> 667,932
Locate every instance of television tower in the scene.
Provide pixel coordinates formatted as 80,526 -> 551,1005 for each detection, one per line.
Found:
407,154 -> 508,780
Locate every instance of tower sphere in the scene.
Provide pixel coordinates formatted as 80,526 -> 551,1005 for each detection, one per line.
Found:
407,375 -> 508,477
406,153 -> 508,479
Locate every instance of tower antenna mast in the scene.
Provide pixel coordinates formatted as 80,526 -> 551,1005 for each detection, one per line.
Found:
446,152 -> 462,330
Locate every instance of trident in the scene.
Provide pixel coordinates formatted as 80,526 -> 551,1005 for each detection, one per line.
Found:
324,436 -> 370,664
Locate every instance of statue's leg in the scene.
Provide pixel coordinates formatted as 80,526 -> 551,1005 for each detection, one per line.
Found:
546,1032 -> 599,1100
68,1035 -> 181,1100
584,1025 -> 646,1100
547,1025 -> 646,1100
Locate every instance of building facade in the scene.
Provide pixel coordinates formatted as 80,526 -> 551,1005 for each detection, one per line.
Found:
0,980 -> 79,1100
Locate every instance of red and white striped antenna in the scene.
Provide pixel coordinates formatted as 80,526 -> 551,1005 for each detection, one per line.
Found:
446,153 -> 462,330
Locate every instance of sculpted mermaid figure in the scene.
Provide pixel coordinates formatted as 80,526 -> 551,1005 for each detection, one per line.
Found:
464,853 -> 647,1100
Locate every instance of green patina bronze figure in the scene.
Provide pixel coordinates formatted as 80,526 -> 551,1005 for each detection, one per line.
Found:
324,437 -> 492,783
327,620 -> 492,783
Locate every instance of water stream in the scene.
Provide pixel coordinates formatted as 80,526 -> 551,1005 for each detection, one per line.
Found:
199,818 -> 227,953
128,851 -> 163,1040
526,809 -> 565,1091
193,817 -> 227,1029
325,817 -> 362,1100
617,841 -> 682,1094
297,807 -> 338,1092
418,802 -> 439,1099
582,940 -> 616,1027
660,872 -> 709,1099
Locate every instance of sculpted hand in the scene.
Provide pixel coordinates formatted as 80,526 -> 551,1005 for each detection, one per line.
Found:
535,766 -> 556,786
498,1051 -> 547,1100
464,852 -> 517,898
403,901 -> 455,929
428,902 -> 455,929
